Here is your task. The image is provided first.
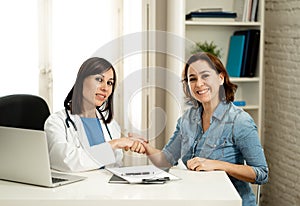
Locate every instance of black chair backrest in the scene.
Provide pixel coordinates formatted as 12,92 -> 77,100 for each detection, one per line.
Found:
0,94 -> 50,130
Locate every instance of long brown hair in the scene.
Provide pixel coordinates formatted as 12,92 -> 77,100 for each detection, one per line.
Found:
64,57 -> 116,123
182,52 -> 237,107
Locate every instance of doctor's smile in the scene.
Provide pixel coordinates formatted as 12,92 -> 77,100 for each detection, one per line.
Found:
83,69 -> 114,107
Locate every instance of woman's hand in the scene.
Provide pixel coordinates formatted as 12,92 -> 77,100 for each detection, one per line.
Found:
127,132 -> 148,154
187,157 -> 221,171
187,157 -> 256,183
129,140 -> 146,154
128,132 -> 172,168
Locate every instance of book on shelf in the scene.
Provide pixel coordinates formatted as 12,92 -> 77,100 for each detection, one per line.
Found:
234,29 -> 260,77
187,17 -> 235,22
226,35 -> 245,77
251,0 -> 259,21
196,8 -> 223,12
233,0 -> 259,22
185,11 -> 237,21
226,29 -> 260,78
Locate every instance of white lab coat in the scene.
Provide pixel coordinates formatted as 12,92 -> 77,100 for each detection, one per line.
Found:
44,109 -> 123,172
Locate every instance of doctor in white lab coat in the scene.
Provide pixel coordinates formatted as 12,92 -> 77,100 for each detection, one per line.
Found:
44,57 -> 144,172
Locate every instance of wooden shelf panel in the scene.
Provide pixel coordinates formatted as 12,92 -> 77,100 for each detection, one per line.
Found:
185,21 -> 262,27
230,77 -> 260,82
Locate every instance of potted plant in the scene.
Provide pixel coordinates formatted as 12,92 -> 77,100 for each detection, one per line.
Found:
191,41 -> 222,58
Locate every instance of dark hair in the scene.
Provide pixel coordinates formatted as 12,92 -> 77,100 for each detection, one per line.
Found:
182,52 -> 237,107
64,57 -> 116,123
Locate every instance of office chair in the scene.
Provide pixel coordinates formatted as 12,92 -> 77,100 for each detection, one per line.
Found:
256,184 -> 261,206
0,94 -> 50,130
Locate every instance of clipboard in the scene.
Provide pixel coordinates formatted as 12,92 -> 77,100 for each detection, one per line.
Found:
106,165 -> 180,184
108,174 -> 168,184
108,174 -> 128,184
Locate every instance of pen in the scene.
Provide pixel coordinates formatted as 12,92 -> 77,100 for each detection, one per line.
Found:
142,177 -> 170,183
120,172 -> 151,176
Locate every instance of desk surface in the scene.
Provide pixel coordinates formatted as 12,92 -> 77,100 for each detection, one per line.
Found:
0,168 -> 241,206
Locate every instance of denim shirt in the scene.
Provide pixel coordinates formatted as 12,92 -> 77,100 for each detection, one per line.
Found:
162,101 -> 268,206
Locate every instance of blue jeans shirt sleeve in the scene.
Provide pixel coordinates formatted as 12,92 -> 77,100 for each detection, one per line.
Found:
233,111 -> 269,185
162,117 -> 183,165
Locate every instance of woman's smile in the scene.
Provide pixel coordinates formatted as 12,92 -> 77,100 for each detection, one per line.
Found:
95,92 -> 107,102
196,87 -> 209,95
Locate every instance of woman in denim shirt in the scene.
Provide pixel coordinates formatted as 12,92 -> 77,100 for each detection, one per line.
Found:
139,52 -> 268,206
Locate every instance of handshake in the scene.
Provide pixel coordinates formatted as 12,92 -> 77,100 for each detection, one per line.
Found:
110,132 -> 172,169
109,132 -> 149,154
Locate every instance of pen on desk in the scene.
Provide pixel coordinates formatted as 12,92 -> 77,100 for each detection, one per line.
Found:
120,172 -> 152,176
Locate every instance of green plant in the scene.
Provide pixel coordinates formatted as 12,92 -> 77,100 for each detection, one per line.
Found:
191,41 -> 222,58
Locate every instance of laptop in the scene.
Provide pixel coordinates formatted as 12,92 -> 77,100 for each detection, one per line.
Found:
0,126 -> 86,187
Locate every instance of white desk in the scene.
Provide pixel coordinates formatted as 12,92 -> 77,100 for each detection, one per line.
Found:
0,168 -> 241,206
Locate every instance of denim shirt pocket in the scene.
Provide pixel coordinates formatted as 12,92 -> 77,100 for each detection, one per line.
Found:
199,121 -> 233,160
201,136 -> 227,159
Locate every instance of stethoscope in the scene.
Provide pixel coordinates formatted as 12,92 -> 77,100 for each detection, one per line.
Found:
65,107 -> 112,140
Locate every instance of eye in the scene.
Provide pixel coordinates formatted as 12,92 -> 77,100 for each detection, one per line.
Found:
107,80 -> 114,86
201,74 -> 209,79
95,77 -> 103,82
188,77 -> 197,82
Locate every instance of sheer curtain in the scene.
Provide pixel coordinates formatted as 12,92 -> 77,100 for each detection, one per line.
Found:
0,0 -> 118,112
52,0 -> 116,112
0,0 -> 147,166
0,0 -> 39,97
121,0 -> 145,166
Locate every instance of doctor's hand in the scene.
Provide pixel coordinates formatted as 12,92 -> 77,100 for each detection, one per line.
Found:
108,137 -> 146,154
109,137 -> 135,150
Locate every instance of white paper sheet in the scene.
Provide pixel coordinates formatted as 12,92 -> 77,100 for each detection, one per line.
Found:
106,165 -> 180,184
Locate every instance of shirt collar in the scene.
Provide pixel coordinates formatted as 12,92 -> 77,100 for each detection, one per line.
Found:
212,101 -> 230,121
192,101 -> 229,122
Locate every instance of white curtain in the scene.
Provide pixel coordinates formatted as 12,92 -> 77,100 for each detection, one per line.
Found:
0,0 -> 39,97
51,0 -> 118,112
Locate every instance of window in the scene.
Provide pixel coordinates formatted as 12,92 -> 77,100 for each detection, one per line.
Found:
122,0 -> 143,132
0,0 -> 39,96
52,0 -> 116,111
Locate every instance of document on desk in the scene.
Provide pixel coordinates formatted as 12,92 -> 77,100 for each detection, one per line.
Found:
106,165 -> 180,184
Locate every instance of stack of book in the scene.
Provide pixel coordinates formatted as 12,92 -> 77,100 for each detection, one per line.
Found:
234,0 -> 259,22
226,29 -> 260,77
185,8 -> 237,22
243,0 -> 259,22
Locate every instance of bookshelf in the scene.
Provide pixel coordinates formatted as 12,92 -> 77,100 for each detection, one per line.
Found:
166,1 -> 264,201
167,0 -> 265,143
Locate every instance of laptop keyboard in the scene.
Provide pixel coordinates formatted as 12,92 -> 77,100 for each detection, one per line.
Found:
52,177 -> 68,183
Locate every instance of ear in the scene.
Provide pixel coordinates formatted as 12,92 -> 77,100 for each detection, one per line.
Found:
219,72 -> 224,85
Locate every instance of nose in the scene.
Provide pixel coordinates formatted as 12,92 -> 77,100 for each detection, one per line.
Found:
99,81 -> 108,91
196,78 -> 205,87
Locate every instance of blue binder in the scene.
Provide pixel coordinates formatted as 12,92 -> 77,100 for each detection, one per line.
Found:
226,35 -> 245,77
234,29 -> 260,77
